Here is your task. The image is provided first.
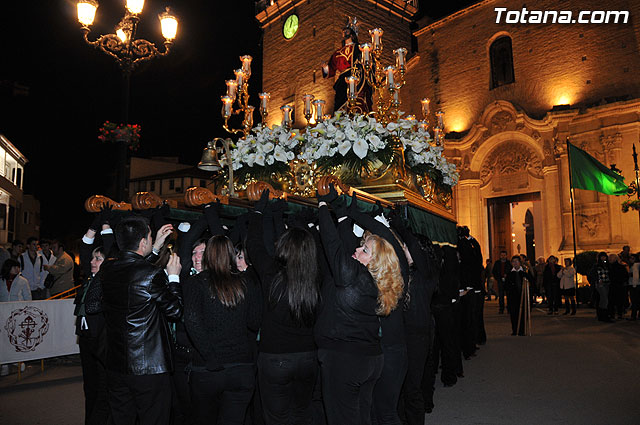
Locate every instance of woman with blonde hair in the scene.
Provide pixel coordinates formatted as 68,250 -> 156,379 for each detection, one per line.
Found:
316,185 -> 403,425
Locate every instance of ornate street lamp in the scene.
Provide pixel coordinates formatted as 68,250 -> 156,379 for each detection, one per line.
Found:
75,0 -> 178,201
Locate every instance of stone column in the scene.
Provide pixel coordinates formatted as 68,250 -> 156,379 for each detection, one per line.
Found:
542,164 -> 562,257
602,134 -> 626,246
455,178 -> 484,252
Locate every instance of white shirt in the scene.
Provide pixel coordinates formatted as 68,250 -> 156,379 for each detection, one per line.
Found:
0,275 -> 32,302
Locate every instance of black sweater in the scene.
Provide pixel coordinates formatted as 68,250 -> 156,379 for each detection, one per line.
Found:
182,270 -> 262,370
315,205 -> 381,356
392,222 -> 438,335
247,212 -> 317,354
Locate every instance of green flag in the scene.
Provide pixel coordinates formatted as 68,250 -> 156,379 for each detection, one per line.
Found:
567,142 -> 628,195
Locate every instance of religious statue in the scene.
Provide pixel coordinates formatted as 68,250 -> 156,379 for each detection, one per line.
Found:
322,17 -> 372,114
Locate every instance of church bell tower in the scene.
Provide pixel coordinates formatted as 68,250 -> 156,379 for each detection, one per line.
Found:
255,0 -> 419,127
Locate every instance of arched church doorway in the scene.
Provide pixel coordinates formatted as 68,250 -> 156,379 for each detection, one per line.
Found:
487,192 -> 543,264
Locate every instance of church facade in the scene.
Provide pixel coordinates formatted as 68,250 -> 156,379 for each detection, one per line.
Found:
256,0 -> 640,261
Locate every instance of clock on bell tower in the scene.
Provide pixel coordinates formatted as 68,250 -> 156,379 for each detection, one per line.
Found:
255,0 -> 419,127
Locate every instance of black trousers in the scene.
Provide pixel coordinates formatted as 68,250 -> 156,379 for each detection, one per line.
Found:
629,286 -> 640,319
79,335 -> 109,425
402,332 -> 432,425
171,349 -> 193,425
459,293 -> 476,358
474,292 -> 487,345
190,364 -> 256,425
432,303 -> 459,385
257,351 -> 318,425
106,371 -> 172,425
497,279 -> 506,312
317,348 -> 383,425
372,344 -> 407,425
548,283 -> 560,312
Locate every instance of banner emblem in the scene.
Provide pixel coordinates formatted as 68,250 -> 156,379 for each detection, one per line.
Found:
4,306 -> 50,352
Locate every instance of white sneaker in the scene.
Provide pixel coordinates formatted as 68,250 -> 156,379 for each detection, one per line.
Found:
0,364 -> 8,376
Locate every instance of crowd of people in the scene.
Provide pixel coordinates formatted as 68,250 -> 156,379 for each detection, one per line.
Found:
0,237 -> 75,302
483,247 -> 640,326
70,186 -> 489,425
3,188 -> 637,424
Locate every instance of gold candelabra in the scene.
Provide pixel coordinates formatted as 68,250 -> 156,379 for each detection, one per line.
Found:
221,56 -> 285,136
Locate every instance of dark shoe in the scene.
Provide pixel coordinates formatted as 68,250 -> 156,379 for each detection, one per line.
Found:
547,311 -> 553,315
426,408 -> 433,414
562,311 -> 569,315
499,310 -> 504,314
456,372 -> 465,378
570,311 -> 576,316
511,332 -> 517,336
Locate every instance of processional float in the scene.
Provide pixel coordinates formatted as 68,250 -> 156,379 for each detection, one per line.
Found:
86,19 -> 459,245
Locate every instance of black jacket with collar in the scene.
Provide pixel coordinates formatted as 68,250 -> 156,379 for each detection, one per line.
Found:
314,205 -> 381,356
85,250 -> 182,375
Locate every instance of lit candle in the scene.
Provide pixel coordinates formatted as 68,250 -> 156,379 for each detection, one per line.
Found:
436,111 -> 444,129
370,28 -> 383,51
259,92 -> 270,114
281,105 -> 292,127
221,95 -> 233,118
434,127 -> 442,141
234,69 -> 246,87
385,66 -> 395,89
225,80 -> 238,101
302,94 -> 315,116
359,43 -> 372,67
405,115 -> 416,121
240,55 -> 252,77
420,98 -> 430,118
313,99 -> 325,122
393,90 -> 400,105
394,48 -> 407,70
345,76 -> 359,100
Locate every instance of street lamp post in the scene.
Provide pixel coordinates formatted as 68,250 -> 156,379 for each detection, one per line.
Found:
76,0 -> 178,202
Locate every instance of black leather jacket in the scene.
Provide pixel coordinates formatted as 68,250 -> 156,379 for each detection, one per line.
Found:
85,251 -> 182,375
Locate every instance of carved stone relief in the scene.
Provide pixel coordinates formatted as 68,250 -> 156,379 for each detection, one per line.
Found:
599,132 -> 622,151
489,111 -> 514,134
576,203 -> 608,241
480,142 -> 543,188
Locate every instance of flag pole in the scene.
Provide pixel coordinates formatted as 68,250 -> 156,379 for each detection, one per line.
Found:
566,139 -> 579,302
632,143 -> 640,229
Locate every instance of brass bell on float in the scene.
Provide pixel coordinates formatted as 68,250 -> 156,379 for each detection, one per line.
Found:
198,140 -> 222,171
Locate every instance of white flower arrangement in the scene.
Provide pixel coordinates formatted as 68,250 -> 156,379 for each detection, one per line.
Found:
299,112 -> 393,174
230,124 -> 298,170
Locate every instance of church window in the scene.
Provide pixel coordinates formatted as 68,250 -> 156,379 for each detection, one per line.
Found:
489,36 -> 515,89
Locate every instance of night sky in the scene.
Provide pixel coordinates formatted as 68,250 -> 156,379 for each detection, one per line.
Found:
0,0 -> 475,242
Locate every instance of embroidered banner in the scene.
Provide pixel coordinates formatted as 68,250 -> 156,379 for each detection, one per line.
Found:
0,299 -> 78,363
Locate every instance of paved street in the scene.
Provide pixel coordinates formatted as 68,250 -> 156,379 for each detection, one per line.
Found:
1,301 -> 639,424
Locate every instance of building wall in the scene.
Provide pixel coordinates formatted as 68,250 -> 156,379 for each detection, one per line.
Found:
256,0 -> 640,260
260,0 -> 415,127
17,194 -> 40,242
409,0 -> 640,132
